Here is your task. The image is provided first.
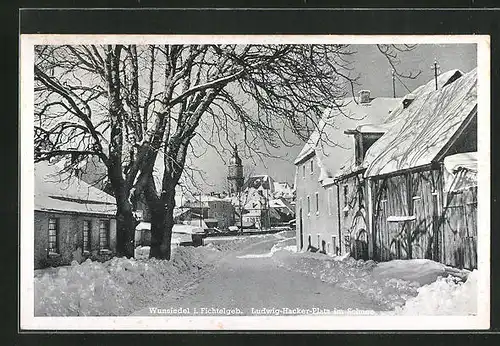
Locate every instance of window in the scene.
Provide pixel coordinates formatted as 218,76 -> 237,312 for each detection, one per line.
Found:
310,159 -> 314,174
83,220 -> 91,252
315,192 -> 319,214
343,185 -> 348,205
302,164 -> 306,179
327,187 -> 333,215
99,220 -> 110,250
307,195 -> 311,215
48,218 -> 59,254
343,185 -> 349,217
332,236 -> 338,255
355,135 -> 364,165
317,234 -> 321,247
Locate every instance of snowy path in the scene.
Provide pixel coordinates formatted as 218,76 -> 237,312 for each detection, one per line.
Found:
131,237 -> 385,316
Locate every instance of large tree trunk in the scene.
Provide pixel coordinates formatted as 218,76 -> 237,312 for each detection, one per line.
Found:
108,162 -> 136,258
148,205 -> 174,260
115,200 -> 136,258
145,176 -> 175,260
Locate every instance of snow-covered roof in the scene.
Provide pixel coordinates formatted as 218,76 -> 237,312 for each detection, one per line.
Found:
443,152 -> 478,192
443,152 -> 478,173
182,194 -> 233,208
383,69 -> 463,124
364,68 -> 477,177
269,198 -> 294,212
243,175 -> 275,191
196,195 -> 226,203
273,181 -> 294,192
182,219 -> 210,231
173,224 -> 205,234
294,97 -> 401,183
35,161 -> 116,216
136,221 -> 151,230
334,69 -> 466,181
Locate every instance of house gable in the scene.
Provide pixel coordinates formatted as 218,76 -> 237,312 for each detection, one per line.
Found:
364,68 -> 477,177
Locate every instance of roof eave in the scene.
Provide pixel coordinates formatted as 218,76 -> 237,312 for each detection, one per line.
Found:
35,207 -> 116,217
294,150 -> 316,165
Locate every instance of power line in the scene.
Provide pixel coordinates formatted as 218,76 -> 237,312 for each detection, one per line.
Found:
394,73 -> 413,94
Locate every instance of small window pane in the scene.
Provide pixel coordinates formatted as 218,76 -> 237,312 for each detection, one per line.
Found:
48,218 -> 58,253
83,220 -> 91,252
315,193 -> 319,212
99,220 -> 109,249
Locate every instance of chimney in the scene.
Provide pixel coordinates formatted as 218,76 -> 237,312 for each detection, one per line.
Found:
402,93 -> 415,109
358,90 -> 371,104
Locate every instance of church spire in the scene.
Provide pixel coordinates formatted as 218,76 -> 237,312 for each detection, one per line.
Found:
228,144 -> 243,195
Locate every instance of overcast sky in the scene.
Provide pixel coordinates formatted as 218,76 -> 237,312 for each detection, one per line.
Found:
185,43 -> 477,193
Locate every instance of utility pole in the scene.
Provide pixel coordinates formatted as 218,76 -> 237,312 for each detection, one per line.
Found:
199,191 -> 203,228
432,59 -> 440,90
391,69 -> 396,98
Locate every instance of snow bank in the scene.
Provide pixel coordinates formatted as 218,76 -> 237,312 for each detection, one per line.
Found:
273,252 -> 459,310
274,230 -> 295,240
274,249 -> 475,313
34,246 -> 220,316
281,245 -> 297,253
395,270 -> 478,315
237,236 -> 296,259
134,246 -> 151,260
372,259 -> 447,286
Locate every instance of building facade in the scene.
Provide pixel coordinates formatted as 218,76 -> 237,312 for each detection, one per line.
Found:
294,91 -> 401,254
34,210 -> 117,269
34,161 -> 118,269
181,195 -> 235,231
330,68 -> 478,269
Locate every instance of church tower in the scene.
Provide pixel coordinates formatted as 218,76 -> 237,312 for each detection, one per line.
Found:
227,145 -> 243,196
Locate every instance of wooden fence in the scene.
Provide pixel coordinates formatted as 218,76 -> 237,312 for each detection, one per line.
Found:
371,167 -> 477,269
441,185 -> 478,270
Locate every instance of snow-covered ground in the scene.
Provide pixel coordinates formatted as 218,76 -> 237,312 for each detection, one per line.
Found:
34,231 -> 477,317
34,246 -> 221,316
394,269 -> 477,315
272,247 -> 476,315
236,236 -> 296,258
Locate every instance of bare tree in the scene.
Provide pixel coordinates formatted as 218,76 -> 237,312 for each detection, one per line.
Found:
34,43 -> 418,259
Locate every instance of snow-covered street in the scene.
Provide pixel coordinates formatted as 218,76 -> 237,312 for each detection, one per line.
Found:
132,235 -> 385,316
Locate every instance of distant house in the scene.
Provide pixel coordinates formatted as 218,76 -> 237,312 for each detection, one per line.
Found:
134,222 -> 205,251
294,91 -> 401,254
181,194 -> 235,231
272,181 -> 295,201
269,197 -> 295,226
34,161 -> 117,269
243,175 -> 276,193
332,68 -> 478,269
